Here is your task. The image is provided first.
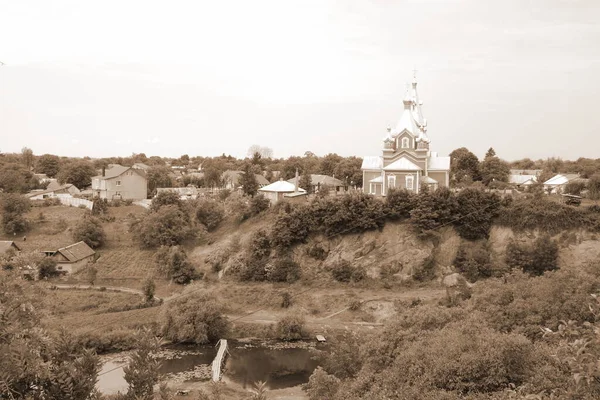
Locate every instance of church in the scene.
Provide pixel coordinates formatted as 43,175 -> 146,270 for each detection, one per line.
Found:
361,74 -> 450,195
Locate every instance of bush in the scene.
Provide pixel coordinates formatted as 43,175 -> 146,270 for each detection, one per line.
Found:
281,292 -> 292,308
505,235 -> 558,276
1,193 -> 31,234
247,194 -> 270,217
72,216 -> 106,249
150,191 -> 183,212
453,241 -> 494,281
453,188 -> 501,240
331,260 -> 353,283
276,314 -> 306,341
196,198 -> 225,231
410,187 -> 457,238
38,257 -> 60,279
161,291 -> 229,344
305,367 -> 340,400
142,278 -> 156,303
564,180 -> 586,195
132,205 -> 192,248
498,197 -> 589,233
266,257 -> 301,283
385,188 -> 416,220
306,242 -> 328,261
155,245 -> 196,284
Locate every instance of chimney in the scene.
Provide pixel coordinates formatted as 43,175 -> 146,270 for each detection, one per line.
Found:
294,168 -> 299,193
102,166 -> 106,177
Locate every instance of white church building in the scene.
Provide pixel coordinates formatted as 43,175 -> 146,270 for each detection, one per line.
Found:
362,75 -> 450,195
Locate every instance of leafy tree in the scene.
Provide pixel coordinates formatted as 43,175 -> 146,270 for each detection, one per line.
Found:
299,170 -> 312,194
57,160 -> 97,189
506,235 -> 558,276
196,198 -> 225,231
142,278 -> 156,303
123,329 -> 160,400
132,205 -> 192,248
564,180 -> 586,195
480,151 -> 510,186
204,166 -> 224,188
385,188 -> 416,220
20,147 -> 34,169
453,188 -> 501,240
0,162 -> 37,193
266,257 -> 301,283
240,163 -> 259,197
453,241 -> 494,281
146,166 -> 174,196
334,156 -> 363,187
305,367 -> 340,400
155,245 -> 195,284
161,291 -> 229,344
1,193 -> 31,234
588,173 -> 600,200
247,194 -> 270,217
410,187 -> 457,237
72,216 -> 106,248
38,257 -> 60,279
449,147 -> 481,185
35,154 -> 61,177
320,153 -> 343,176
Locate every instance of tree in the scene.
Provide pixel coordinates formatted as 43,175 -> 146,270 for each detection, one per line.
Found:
21,147 -> 34,169
57,160 -> 97,189
161,291 -> 230,343
299,170 -> 312,194
150,190 -> 183,212
1,193 -> 31,234
142,278 -> 156,303
146,166 -> 174,196
123,329 -> 160,400
35,154 -> 61,177
506,235 -> 558,276
38,257 -> 60,279
484,147 -> 496,158
72,216 -> 106,248
0,162 -> 37,193
334,156 -> 363,187
588,173 -> 600,200
320,153 -> 343,176
480,153 -> 510,186
247,144 -> 273,159
132,205 -> 192,248
305,367 -> 340,400
385,188 -> 416,220
155,245 -> 196,284
453,188 -> 501,240
449,147 -> 481,185
240,163 -> 259,197
196,198 -> 225,231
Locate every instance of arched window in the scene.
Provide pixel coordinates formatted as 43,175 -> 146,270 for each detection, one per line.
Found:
405,175 -> 414,191
401,137 -> 409,149
387,175 -> 396,190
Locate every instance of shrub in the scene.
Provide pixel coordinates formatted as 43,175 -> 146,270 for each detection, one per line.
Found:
38,257 -> 60,279
305,367 -> 340,400
498,197 -> 588,233
72,216 -> 106,249
385,188 -> 416,220
453,241 -> 494,281
306,243 -> 328,261
247,193 -> 270,217
196,198 -> 225,231
410,187 -> 457,237
142,278 -> 156,303
276,314 -> 306,341
1,193 -> 31,234
331,260 -> 354,283
155,245 -> 196,284
161,291 -> 229,344
413,254 -> 436,282
453,188 -> 501,240
248,229 -> 271,259
150,190 -> 182,212
506,235 -> 558,276
271,205 -> 315,249
266,257 -> 301,283
132,205 -> 192,248
564,180 -> 586,195
588,204 -> 600,213
281,292 -> 292,308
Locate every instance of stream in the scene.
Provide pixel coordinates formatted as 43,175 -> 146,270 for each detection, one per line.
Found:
96,341 -> 324,395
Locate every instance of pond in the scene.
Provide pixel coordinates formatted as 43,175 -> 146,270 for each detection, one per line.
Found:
96,341 -> 324,394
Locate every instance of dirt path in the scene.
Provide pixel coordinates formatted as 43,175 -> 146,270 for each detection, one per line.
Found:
50,284 -> 162,302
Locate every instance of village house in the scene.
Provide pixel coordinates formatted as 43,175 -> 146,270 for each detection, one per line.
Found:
258,179 -> 307,204
286,174 -> 346,194
42,241 -> 96,274
0,241 -> 21,255
91,164 -> 148,200
222,170 -> 270,190
543,174 -> 587,194
26,181 -> 81,200
361,74 -> 450,195
509,169 -> 541,188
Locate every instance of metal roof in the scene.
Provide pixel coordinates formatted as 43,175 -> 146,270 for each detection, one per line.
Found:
383,157 -> 422,171
427,155 -> 451,171
0,241 -> 20,253
57,241 -> 95,262
286,174 -> 344,187
543,174 -> 581,186
259,180 -> 306,193
361,156 -> 383,170
92,165 -> 131,180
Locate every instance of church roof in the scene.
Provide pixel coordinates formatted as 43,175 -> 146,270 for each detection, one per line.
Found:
427,154 -> 451,171
383,157 -> 422,171
393,99 -> 418,135
361,156 -> 383,170
369,176 -> 383,183
421,175 -> 438,184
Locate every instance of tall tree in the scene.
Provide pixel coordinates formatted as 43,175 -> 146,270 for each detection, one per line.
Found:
480,151 -> 510,186
146,166 -> 173,195
484,147 -> 496,159
21,147 -> 34,169
299,170 -> 312,194
0,163 -> 36,193
57,160 -> 97,189
35,154 -> 61,177
240,163 -> 259,196
449,147 -> 481,185
320,153 -> 343,176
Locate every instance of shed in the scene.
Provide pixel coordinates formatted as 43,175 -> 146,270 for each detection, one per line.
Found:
46,241 -> 97,274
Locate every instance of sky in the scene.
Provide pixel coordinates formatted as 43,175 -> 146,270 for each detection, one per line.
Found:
1,0 -> 599,161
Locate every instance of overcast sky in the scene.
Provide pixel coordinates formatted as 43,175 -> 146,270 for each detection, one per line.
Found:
1,0 -> 599,161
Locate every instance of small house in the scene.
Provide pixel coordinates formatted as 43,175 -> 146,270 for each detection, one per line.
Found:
0,241 -> 21,255
286,174 -> 346,194
44,241 -> 96,274
258,180 -> 306,204
26,182 -> 81,200
222,170 -> 270,190
543,174 -> 586,194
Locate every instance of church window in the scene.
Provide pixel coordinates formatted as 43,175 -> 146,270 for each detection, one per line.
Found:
405,175 -> 414,190
387,175 -> 396,190
401,137 -> 409,149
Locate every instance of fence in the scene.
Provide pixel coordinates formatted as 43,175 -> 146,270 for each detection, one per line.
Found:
56,195 -> 93,210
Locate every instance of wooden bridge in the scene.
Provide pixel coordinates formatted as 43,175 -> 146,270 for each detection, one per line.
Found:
211,339 -> 228,382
